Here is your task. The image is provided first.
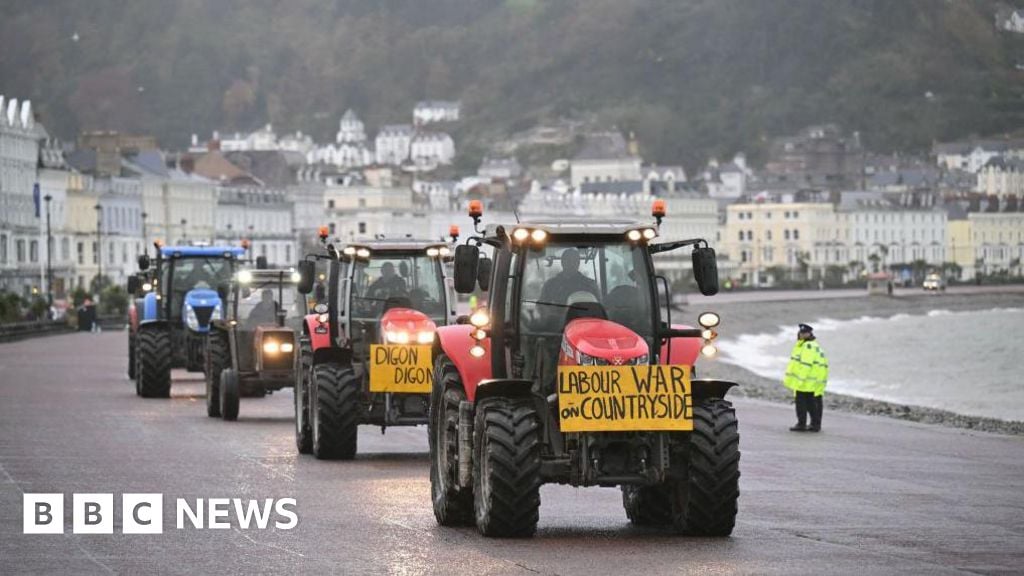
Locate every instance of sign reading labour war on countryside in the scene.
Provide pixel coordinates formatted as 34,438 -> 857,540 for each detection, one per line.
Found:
557,365 -> 693,432
369,345 -> 434,393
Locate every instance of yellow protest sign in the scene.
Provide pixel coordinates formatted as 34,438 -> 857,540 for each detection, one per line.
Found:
557,365 -> 692,432
369,345 -> 434,393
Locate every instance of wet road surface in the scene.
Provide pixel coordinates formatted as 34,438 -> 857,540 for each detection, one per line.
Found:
1,331 -> 1023,575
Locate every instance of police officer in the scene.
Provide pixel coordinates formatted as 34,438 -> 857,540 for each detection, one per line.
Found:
783,323 -> 829,432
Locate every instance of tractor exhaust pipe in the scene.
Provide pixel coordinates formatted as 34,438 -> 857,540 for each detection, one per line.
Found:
458,400 -> 474,488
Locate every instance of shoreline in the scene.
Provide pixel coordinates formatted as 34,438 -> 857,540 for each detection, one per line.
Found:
695,290 -> 1024,436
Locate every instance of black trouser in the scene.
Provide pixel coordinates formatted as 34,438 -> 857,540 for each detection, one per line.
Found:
795,391 -> 823,429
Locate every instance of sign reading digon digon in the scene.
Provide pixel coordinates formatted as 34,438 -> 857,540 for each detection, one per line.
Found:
557,365 -> 693,432
369,345 -> 433,393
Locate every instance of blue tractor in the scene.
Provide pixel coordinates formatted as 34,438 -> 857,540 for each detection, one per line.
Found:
127,245 -> 246,398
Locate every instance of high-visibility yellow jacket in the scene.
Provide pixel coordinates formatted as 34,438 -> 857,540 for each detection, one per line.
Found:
783,340 -> 829,396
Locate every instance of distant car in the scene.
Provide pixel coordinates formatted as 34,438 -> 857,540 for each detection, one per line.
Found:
922,273 -> 945,292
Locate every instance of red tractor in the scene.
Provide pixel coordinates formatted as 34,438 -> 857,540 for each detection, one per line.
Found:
429,202 -> 739,537
294,238 -> 458,459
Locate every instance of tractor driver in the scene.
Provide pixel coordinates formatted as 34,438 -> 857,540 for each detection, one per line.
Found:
246,289 -> 278,326
367,262 -> 408,300
538,248 -> 599,307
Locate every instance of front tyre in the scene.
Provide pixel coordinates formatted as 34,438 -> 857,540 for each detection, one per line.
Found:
294,340 -> 313,454
429,355 -> 473,526
473,397 -> 541,538
311,363 -> 359,460
220,369 -> 240,421
127,333 -> 136,380
670,398 -> 740,536
136,326 -> 171,398
205,332 -> 229,418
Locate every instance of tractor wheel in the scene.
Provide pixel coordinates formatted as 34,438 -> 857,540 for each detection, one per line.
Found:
429,355 -> 474,526
622,485 -> 672,526
311,363 -> 359,460
205,333 -> 229,418
670,398 -> 740,536
294,340 -> 313,454
127,333 -> 136,380
473,397 -> 541,538
220,369 -> 240,421
136,327 -> 171,398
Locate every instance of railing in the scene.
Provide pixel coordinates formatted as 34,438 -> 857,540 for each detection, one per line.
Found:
0,320 -> 72,343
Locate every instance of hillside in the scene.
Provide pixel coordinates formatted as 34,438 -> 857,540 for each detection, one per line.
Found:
2,0 -> 1023,169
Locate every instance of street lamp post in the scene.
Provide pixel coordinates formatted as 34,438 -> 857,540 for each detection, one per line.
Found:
44,194 -> 53,305
94,204 -> 102,297
141,211 -> 148,255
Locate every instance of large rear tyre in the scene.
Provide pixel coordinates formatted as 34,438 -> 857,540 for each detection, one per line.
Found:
136,327 -> 171,398
311,363 -> 359,460
220,369 -> 240,421
473,397 -> 541,538
127,333 -> 136,380
294,340 -> 313,454
429,355 -> 474,526
622,484 -> 672,526
670,398 -> 740,536
205,332 -> 229,418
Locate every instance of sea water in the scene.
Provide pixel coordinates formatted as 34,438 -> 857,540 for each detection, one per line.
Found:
718,307 -> 1024,422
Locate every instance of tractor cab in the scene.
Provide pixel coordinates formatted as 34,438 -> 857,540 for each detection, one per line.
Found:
205,268 -> 306,420
293,237 -> 457,458
427,202 -> 740,538
128,243 -> 246,398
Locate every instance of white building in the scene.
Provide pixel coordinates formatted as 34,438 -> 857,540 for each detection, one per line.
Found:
410,132 -> 455,168
375,125 -> 415,166
122,150 -> 219,246
999,9 -> 1024,33
976,157 -> 1024,198
703,154 -> 751,199
0,95 -> 44,297
36,143 -> 74,298
215,187 -> 296,267
836,192 -> 947,270
933,139 -> 1024,173
95,177 -> 145,287
307,109 -> 374,169
413,100 -> 460,125
478,157 -> 523,180
569,132 -> 642,187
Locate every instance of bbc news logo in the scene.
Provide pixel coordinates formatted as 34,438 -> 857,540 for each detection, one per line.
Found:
23,494 -> 298,534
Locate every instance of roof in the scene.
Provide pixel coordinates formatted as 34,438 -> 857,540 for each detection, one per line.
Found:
161,246 -> 247,258
489,219 -> 647,236
345,238 -> 447,251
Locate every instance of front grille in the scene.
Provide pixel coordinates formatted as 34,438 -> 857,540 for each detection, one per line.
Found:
193,306 -> 214,327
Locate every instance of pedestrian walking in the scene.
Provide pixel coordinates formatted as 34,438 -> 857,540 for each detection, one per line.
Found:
783,323 -> 828,432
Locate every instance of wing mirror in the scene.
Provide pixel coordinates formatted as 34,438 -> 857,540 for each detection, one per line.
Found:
296,261 -> 316,295
692,246 -> 719,296
453,245 -> 479,294
256,255 -> 268,270
127,275 -> 141,294
477,256 -> 492,292
137,254 -> 150,271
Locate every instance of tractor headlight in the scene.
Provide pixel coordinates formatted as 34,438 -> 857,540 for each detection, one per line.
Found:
438,246 -> 451,257
184,305 -> 199,330
530,229 -> 547,243
291,271 -> 302,283
427,247 -> 440,257
280,341 -> 294,353
642,228 -> 657,240
627,229 -> 642,242
238,270 -> 253,284
317,313 -> 329,323
698,312 -> 721,328
385,330 -> 410,344
700,343 -> 718,358
263,340 -> 280,354
416,331 -> 435,345
469,308 -> 490,328
512,228 -> 530,242
470,345 -> 486,358
142,282 -> 153,291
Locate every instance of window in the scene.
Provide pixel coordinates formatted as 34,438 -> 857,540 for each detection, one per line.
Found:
77,242 -> 85,265
792,211 -> 799,219
358,222 -> 367,234
92,242 -> 98,264
327,199 -> 335,208
784,230 -> 791,240
61,238 -> 69,262
737,213 -> 744,221
766,231 -> 772,241
784,211 -> 790,219
0,235 -> 6,264
16,240 -> 25,262
285,245 -> 292,263
329,223 -> 336,235
738,231 -> 744,241
29,240 -> 38,263
359,198 -> 366,208
793,230 -> 800,240
109,243 -> 115,264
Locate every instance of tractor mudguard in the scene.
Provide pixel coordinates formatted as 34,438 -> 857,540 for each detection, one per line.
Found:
475,379 -> 533,403
139,293 -> 160,324
312,346 -> 352,366
435,324 -> 492,402
659,324 -> 701,366
691,379 -> 739,402
303,314 -> 332,351
128,303 -> 139,333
